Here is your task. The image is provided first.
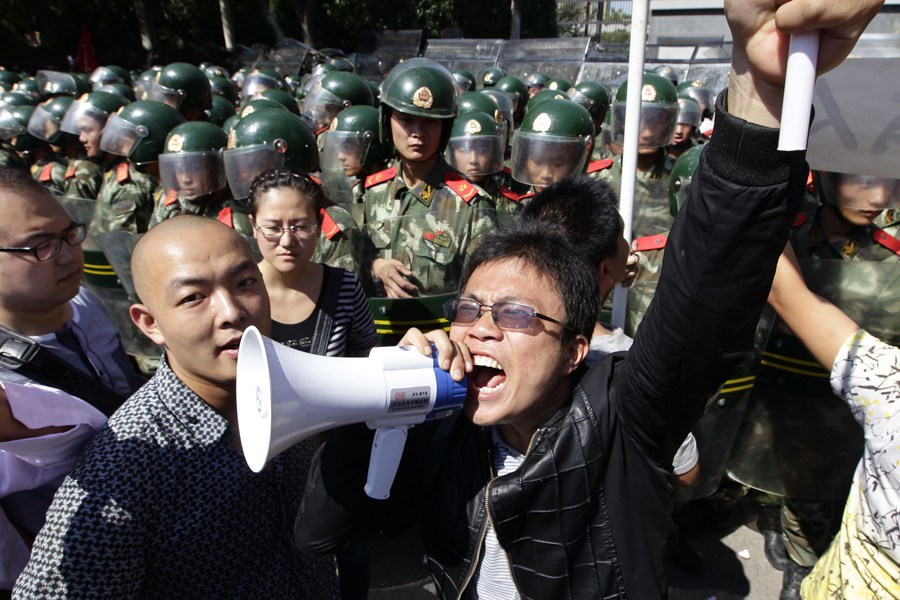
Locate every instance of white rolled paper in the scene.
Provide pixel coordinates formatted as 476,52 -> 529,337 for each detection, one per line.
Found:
778,30 -> 821,151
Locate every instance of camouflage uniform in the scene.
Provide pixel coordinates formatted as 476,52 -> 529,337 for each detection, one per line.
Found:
312,204 -> 364,282
0,144 -> 24,169
149,187 -> 252,236
590,150 -> 673,238
30,155 -> 68,196
486,168 -> 533,227
63,158 -> 104,200
362,158 -> 497,296
624,231 -> 667,338
90,158 -> 160,236
792,206 -> 900,263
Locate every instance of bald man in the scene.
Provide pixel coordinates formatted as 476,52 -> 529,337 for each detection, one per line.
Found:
15,216 -> 334,598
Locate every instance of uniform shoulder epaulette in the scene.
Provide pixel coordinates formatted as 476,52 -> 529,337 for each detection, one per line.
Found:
315,125 -> 329,136
501,165 -> 512,176
792,213 -> 809,228
364,166 -> 398,189
320,208 -> 340,240
163,189 -> 179,207
633,233 -> 667,252
115,161 -> 131,184
443,170 -> 479,203
309,174 -> 323,187
499,187 -> 534,203
65,162 -> 78,180
586,158 -> 613,174
217,207 -> 234,229
38,163 -> 54,183
871,227 -> 900,257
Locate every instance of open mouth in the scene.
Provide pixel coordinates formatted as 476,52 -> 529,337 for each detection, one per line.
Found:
471,355 -> 507,394
218,339 -> 242,355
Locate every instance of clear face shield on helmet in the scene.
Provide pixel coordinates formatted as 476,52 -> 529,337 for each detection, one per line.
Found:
144,80 -> 186,110
319,129 -> 371,204
89,66 -> 119,89
159,150 -> 227,200
510,131 -> 590,187
60,101 -> 109,136
223,143 -> 285,199
0,107 -> 26,140
675,98 -> 701,129
481,90 -> 514,149
300,87 -> 346,132
821,172 -> 900,215
99,112 -> 149,158
26,105 -> 62,143
36,71 -> 78,96
446,135 -> 503,180
241,73 -> 282,102
611,103 -> 677,149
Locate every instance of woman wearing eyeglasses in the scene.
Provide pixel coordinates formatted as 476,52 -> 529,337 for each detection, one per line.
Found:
248,168 -> 377,357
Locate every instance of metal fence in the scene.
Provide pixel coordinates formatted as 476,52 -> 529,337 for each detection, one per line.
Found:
556,0 -> 632,51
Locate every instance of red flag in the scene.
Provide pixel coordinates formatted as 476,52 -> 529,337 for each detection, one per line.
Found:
74,24 -> 98,73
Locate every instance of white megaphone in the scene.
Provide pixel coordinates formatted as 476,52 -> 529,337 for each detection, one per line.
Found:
236,326 -> 467,499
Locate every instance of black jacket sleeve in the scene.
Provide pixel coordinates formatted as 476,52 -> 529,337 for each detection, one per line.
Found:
617,90 -> 810,467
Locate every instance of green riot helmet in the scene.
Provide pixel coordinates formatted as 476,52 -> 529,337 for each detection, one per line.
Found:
159,121 -> 228,200
257,88 -> 301,115
231,66 -> 251,90
89,65 -> 132,89
133,67 -> 161,100
206,94 -> 236,126
459,91 -> 497,118
319,105 -> 390,204
676,80 -> 714,120
299,71 -> 373,132
653,64 -> 679,87
675,95 -> 701,128
611,73 -> 678,149
0,71 -> 22,87
525,72 -> 550,95
480,89 -> 514,149
668,144 -> 705,216
97,83 -> 136,101
446,111 -> 504,181
0,105 -> 40,151
525,89 -> 568,114
240,68 -> 284,102
546,77 -> 571,93
13,77 -> 44,101
480,67 -> 504,88
814,171 -> 900,223
224,108 -> 317,199
327,55 -> 355,73
146,63 -> 213,119
494,75 -> 528,115
60,91 -> 129,158
283,73 -> 303,94
35,71 -> 90,97
366,79 -> 381,107
222,114 -> 240,136
99,100 -> 185,165
237,98 -> 288,120
510,98 -> 594,187
0,82 -> 11,93
209,76 -> 239,105
451,69 -> 476,93
0,91 -> 38,112
27,96 -> 76,145
567,80 -> 611,126
202,64 -> 230,80
378,58 -> 459,151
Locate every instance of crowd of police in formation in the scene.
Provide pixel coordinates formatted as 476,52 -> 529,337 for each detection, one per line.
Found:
0,27 -> 897,599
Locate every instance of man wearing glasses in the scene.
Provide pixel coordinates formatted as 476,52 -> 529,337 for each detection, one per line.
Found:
0,167 -> 143,593
295,1 -> 884,598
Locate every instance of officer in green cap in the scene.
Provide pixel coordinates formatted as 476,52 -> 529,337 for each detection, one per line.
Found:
567,80 -> 611,160
594,72 -> 678,237
209,76 -> 239,107
667,95 -> 702,160
89,65 -> 132,89
240,68 -> 284,103
524,72 -> 550,98
150,121 -> 251,235
299,71 -> 374,138
206,94 -> 236,126
26,96 -> 81,194
546,76 -> 572,93
146,63 -> 212,121
494,75 -> 528,126
361,57 -> 496,298
0,104 -> 63,192
318,104 -> 391,222
480,66 -> 505,89
509,98 -> 596,192
480,88 -> 515,152
58,91 -> 129,199
451,69 -> 476,94
93,100 -> 185,235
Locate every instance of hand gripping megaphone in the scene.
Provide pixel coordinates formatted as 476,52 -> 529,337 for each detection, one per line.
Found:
236,326 -> 467,499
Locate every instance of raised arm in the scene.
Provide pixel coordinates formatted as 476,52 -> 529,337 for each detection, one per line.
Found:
768,242 -> 859,369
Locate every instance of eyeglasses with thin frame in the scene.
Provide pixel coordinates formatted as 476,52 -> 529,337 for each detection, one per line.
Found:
253,222 -> 318,241
0,222 -> 87,261
443,298 -> 569,332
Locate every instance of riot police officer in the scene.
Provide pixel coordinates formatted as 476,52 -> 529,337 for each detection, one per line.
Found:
146,63 -> 213,121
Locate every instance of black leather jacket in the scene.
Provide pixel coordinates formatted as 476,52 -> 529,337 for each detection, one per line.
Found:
296,91 -> 809,599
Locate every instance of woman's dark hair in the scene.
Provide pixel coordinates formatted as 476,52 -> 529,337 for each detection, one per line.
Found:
459,219 -> 599,342
247,168 -> 326,222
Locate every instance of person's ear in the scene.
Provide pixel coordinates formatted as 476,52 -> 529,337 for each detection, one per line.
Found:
597,259 -> 617,293
564,333 -> 590,373
129,303 -> 165,346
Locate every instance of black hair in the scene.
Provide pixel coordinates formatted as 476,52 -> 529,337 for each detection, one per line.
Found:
459,219 -> 599,342
520,175 -> 622,269
247,167 -> 326,221
0,165 -> 51,200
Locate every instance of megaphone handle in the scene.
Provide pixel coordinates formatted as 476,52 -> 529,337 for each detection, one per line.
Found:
364,426 -> 409,500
